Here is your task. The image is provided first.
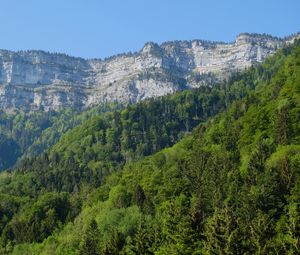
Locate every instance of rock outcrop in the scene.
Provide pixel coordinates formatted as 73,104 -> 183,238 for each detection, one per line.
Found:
0,32 -> 298,111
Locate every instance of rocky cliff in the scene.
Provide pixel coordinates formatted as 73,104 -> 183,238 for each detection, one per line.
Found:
0,33 -> 298,111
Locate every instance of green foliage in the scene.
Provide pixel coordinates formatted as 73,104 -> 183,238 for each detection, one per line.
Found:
0,40 -> 300,254
0,103 -> 123,171
1,192 -> 72,246
79,219 -> 100,255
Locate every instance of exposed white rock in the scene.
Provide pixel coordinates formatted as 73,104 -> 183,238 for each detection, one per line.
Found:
0,32 -> 298,111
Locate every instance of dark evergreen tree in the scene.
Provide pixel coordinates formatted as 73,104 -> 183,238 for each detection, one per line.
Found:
79,219 -> 100,255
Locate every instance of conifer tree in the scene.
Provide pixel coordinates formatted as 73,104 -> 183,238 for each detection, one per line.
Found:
79,219 -> 100,255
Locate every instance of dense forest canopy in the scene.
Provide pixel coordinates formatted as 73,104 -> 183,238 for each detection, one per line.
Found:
0,40 -> 299,254
0,103 -> 124,171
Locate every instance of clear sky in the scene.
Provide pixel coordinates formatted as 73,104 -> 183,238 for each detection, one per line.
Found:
0,0 -> 299,59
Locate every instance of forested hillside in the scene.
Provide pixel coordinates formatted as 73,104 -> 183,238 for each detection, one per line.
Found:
0,104 -> 122,170
0,40 -> 299,254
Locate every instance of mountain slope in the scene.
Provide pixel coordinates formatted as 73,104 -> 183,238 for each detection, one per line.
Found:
0,40 -> 282,172
0,39 -> 298,254
0,103 -> 122,171
0,33 -> 298,111
16,38 -> 300,255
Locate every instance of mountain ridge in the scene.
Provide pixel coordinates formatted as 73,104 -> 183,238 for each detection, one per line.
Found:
0,32 -> 299,112
2,32 -> 299,59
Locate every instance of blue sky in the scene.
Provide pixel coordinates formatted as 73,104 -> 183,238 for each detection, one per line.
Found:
0,0 -> 299,59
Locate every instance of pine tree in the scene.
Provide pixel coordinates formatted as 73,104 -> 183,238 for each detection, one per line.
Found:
126,219 -> 153,255
79,219 -> 100,255
132,185 -> 146,209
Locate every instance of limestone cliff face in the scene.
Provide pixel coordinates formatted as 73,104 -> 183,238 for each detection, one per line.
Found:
0,33 -> 298,111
